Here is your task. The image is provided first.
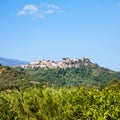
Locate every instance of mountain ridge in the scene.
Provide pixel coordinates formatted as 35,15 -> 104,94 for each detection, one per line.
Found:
0,57 -> 29,66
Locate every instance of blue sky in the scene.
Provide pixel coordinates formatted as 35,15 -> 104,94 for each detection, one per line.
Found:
0,0 -> 120,71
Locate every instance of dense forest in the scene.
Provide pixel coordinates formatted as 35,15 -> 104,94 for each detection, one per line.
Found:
0,64 -> 120,119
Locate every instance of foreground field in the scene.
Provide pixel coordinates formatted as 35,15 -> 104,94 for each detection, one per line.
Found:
0,81 -> 120,120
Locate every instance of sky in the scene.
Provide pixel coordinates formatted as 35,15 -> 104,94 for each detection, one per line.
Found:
0,0 -> 120,71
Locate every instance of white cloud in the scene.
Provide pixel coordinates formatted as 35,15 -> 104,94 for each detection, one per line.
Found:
17,10 -> 26,15
48,4 -> 60,10
17,4 -> 38,16
17,3 -> 64,20
23,4 -> 38,14
35,13 -> 44,19
44,4 -> 63,14
44,9 -> 55,14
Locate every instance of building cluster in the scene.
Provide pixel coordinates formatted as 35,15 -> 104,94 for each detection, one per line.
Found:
20,57 -> 95,69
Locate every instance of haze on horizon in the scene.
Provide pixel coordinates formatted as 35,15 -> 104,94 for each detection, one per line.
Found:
0,0 -> 120,71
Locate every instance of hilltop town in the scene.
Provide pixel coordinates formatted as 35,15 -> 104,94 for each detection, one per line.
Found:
20,57 -> 95,69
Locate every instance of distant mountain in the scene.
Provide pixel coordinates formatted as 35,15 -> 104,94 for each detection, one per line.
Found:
0,57 -> 29,66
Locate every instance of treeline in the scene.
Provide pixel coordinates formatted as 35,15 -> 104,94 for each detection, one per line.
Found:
0,80 -> 119,119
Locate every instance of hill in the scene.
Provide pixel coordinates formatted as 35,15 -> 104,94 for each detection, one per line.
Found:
21,57 -> 120,87
0,57 -> 29,66
0,64 -> 26,90
0,57 -> 120,90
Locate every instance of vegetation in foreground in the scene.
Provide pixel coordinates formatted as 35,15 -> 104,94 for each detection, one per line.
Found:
0,80 -> 120,120
0,64 -> 120,119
